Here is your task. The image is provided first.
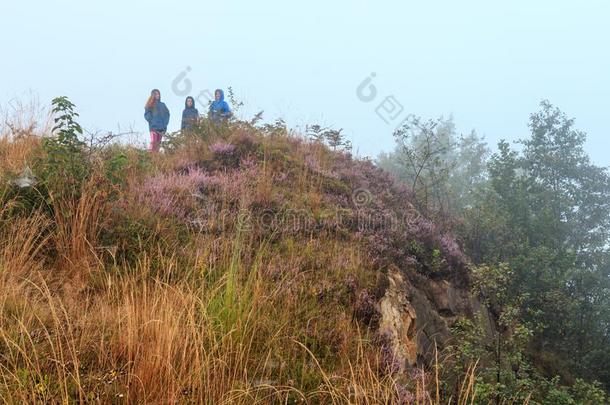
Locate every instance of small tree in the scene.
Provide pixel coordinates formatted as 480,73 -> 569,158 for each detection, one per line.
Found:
306,124 -> 351,152
380,116 -> 488,222
40,96 -> 89,197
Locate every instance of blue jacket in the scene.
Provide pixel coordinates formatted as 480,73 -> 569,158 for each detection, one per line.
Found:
209,89 -> 232,122
145,100 -> 170,132
181,96 -> 199,130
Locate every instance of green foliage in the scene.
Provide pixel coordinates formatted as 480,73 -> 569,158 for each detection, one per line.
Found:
480,102 -> 610,390
162,114 -> 238,153
0,178 -> 49,218
378,115 -> 489,222
101,146 -> 154,190
450,277 -> 605,404
528,376 -> 608,405
450,317 -> 488,369
468,102 -> 610,392
38,96 -> 90,197
103,149 -> 129,185
1,97 -> 91,217
570,378 -> 608,404
260,117 -> 289,138
225,86 -> 244,114
449,263 -> 537,403
205,222 -> 258,337
306,124 -> 352,152
384,102 -> 610,397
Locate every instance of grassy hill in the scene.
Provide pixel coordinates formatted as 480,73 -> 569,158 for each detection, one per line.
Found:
1,100 -> 605,404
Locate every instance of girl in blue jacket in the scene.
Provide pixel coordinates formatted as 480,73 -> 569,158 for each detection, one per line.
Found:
181,96 -> 199,131
209,89 -> 232,123
144,89 -> 170,152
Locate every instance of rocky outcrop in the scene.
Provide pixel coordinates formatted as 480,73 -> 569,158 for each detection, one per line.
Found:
377,266 -> 493,371
378,269 -> 418,370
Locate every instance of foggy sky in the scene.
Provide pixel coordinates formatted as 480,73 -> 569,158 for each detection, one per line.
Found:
1,1 -> 608,166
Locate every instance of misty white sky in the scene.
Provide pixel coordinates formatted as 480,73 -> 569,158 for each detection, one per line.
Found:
1,1 -> 609,166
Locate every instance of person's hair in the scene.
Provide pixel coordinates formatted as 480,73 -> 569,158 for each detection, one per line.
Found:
145,89 -> 160,109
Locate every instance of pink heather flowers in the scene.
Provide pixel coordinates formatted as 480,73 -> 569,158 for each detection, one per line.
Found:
136,161 -> 263,221
209,141 -> 236,155
304,154 -> 340,179
136,168 -> 220,219
134,128 -> 469,276
439,233 -> 467,268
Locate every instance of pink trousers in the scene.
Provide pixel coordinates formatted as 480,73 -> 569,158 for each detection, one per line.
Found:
149,130 -> 163,152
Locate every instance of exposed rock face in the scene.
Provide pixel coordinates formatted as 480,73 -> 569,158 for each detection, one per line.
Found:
377,266 -> 492,370
378,269 -> 418,370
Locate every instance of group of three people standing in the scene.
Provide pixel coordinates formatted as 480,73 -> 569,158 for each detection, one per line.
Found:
144,88 -> 232,152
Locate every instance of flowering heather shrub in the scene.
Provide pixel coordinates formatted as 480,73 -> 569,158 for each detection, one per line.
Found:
136,168 -> 221,220
304,155 -> 318,172
135,159 -> 264,234
395,384 -> 417,405
439,232 -> 468,269
223,160 -> 262,200
302,142 -> 469,276
353,289 -> 379,327
378,331 -> 402,375
138,125 -> 469,278
238,155 -> 258,170
304,154 -> 339,179
207,134 -> 263,170
406,216 -> 437,246
228,129 -> 259,156
334,155 -> 413,213
209,141 -> 236,155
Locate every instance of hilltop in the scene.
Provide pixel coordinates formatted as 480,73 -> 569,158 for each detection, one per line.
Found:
0,98 -> 484,403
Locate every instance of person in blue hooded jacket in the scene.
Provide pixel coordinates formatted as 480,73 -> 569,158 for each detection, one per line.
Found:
208,89 -> 232,123
181,96 -> 199,131
144,88 -> 170,152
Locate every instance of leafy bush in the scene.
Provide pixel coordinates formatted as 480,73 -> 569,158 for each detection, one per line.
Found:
37,96 -> 90,198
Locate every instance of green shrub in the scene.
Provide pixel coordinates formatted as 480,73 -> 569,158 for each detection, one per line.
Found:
37,96 -> 90,198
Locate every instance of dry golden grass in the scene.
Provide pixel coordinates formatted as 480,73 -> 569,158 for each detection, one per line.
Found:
0,217 -> 481,404
49,180 -> 108,276
0,97 -> 50,175
0,135 -> 42,177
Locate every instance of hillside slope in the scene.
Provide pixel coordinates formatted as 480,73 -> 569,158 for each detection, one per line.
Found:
0,116 -> 487,403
